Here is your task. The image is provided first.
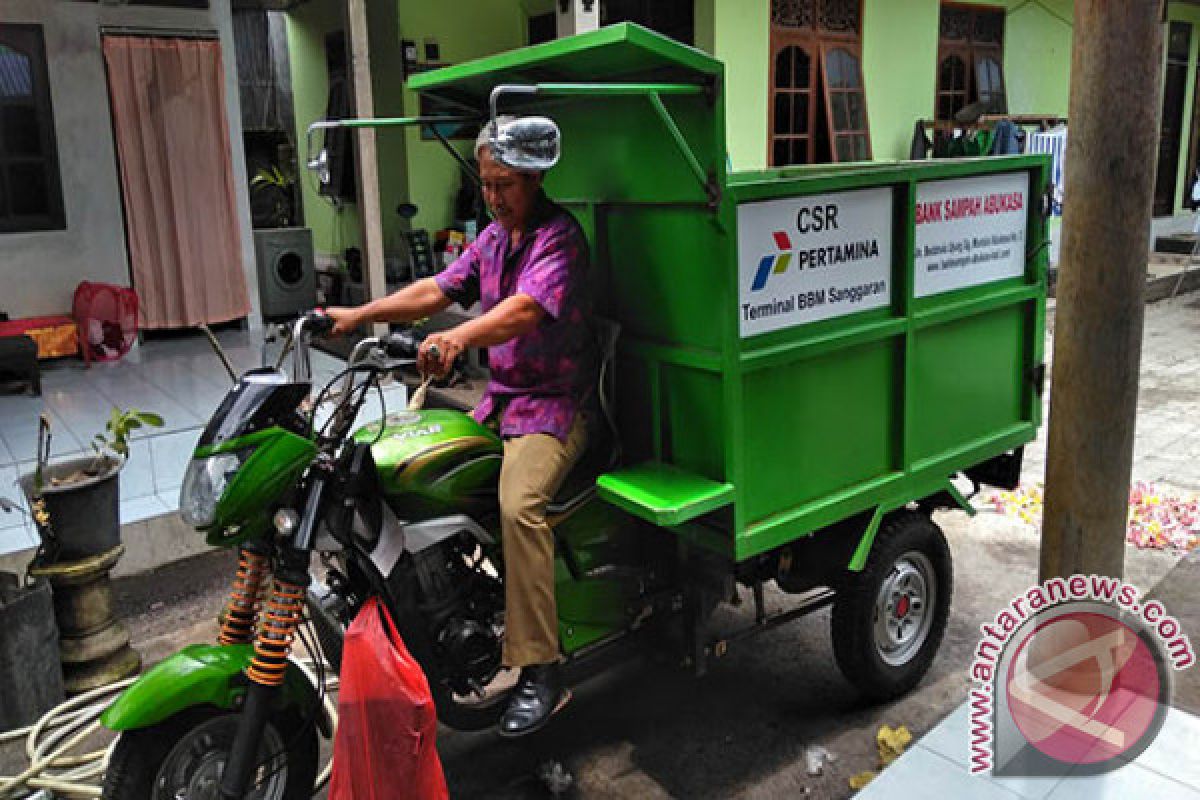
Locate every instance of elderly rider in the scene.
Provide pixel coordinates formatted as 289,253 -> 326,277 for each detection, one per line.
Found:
326,117 -> 593,737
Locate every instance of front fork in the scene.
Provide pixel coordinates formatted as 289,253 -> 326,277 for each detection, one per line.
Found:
219,475 -> 327,799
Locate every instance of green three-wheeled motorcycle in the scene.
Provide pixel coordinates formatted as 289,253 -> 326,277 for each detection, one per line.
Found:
99,24 -> 1047,799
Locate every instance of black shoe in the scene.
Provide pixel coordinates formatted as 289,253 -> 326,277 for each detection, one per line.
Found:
498,663 -> 569,738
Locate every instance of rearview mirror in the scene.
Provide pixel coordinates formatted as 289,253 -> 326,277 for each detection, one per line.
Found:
490,116 -> 561,172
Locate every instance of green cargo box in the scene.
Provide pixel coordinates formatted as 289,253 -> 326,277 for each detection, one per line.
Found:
410,24 -> 1047,565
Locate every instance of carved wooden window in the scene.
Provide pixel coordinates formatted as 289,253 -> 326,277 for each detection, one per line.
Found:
0,24 -> 64,233
936,4 -> 1006,121
772,0 -> 859,38
771,40 -> 817,166
823,44 -> 869,162
769,0 -> 869,166
935,49 -> 969,122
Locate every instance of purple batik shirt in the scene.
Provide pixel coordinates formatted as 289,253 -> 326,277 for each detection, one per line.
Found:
434,194 -> 592,442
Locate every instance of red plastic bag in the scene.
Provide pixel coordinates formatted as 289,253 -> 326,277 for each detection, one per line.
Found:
329,597 -> 449,800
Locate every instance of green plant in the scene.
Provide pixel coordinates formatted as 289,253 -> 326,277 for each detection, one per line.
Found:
250,164 -> 296,192
91,408 -> 165,466
251,164 -> 297,228
32,407 -> 166,488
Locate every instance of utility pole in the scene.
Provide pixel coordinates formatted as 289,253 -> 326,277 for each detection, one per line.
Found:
1040,0 -> 1164,580
344,0 -> 388,337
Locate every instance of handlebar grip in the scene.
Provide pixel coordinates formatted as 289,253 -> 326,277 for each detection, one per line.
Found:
304,310 -> 335,335
382,329 -> 424,359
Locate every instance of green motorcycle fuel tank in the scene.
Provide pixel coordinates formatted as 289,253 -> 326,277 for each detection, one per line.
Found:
353,408 -> 503,514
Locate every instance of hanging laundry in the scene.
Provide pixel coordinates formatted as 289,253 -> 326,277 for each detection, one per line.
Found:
910,120 -> 933,160
1028,126 -> 1068,216
990,119 -> 1022,156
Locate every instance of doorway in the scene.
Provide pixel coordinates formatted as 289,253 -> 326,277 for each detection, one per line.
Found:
1154,21 -> 1191,217
102,33 -> 250,329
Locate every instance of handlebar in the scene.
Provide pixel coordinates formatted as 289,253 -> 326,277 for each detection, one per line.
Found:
380,329 -> 425,360
303,309 -> 335,336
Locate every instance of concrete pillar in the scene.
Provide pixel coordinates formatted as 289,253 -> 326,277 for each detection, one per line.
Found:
557,0 -> 600,38
343,0 -> 388,337
1040,0 -> 1164,581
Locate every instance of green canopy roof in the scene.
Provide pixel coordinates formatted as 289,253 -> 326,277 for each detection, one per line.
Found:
406,23 -> 721,108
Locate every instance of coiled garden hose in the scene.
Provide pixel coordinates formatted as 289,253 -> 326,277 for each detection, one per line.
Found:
0,659 -> 339,799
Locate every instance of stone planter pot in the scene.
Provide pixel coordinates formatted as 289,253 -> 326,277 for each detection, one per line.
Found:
20,456 -> 121,562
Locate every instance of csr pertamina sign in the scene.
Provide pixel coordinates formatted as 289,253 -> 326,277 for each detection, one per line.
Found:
737,187 -> 893,337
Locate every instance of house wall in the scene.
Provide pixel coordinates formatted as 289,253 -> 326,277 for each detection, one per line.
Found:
700,0 -> 1073,171
281,0 -> 1200,262
0,0 -> 258,323
704,0 -> 770,172
286,0 -> 363,259
398,2 -> 528,234
288,0 -> 528,263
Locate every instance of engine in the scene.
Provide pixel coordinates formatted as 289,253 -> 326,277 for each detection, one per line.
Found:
410,532 -> 505,696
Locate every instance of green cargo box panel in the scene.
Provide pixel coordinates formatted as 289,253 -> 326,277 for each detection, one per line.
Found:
408,25 -> 1048,563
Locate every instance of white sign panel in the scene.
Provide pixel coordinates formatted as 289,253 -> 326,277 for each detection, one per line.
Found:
737,187 -> 893,337
914,172 -> 1029,297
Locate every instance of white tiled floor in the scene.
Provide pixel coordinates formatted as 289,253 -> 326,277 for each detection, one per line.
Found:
855,702 -> 1200,799
0,328 -> 406,555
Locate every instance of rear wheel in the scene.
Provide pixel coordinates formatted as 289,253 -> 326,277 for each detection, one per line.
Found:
831,511 -> 952,702
102,707 -> 318,800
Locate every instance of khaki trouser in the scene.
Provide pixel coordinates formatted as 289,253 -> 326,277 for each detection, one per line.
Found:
498,414 -> 588,667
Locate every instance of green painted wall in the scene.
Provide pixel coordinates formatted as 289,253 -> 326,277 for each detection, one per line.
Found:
865,0 -> 1072,162
289,0 -> 1200,256
287,0 -> 418,260
369,0 -> 412,258
706,0 -> 768,171
398,2 -> 528,233
286,0 -> 361,258
288,0 -> 528,255
698,0 -> 1072,169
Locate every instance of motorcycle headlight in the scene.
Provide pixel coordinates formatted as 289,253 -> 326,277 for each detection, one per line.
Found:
180,451 -> 249,527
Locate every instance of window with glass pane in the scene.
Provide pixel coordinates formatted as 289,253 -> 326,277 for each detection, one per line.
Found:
823,45 -> 870,162
769,0 -> 868,166
935,4 -> 1006,121
936,52 -> 968,120
771,42 -> 816,166
0,25 -> 64,233
974,50 -> 1006,112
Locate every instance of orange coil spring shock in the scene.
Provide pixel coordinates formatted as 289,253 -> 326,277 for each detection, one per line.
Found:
246,577 -> 306,687
218,548 -> 271,646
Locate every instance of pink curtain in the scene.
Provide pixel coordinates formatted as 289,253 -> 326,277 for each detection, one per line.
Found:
103,36 -> 250,329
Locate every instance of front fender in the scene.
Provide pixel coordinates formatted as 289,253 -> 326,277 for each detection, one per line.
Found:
100,643 -> 331,736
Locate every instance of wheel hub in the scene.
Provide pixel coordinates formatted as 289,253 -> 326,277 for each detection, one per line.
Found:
175,752 -> 224,800
873,551 -> 937,667
155,718 -> 287,800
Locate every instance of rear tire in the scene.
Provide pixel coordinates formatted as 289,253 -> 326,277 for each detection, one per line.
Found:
831,510 -> 952,702
101,707 -> 318,800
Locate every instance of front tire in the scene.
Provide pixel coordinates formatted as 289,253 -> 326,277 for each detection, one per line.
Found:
831,510 -> 952,702
102,707 -> 318,800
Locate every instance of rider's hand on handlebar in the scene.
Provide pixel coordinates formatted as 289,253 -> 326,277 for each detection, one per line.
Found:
324,306 -> 364,336
417,330 -> 465,379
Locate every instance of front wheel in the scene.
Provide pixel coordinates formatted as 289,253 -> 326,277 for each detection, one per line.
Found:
102,707 -> 318,800
831,510 -> 953,702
